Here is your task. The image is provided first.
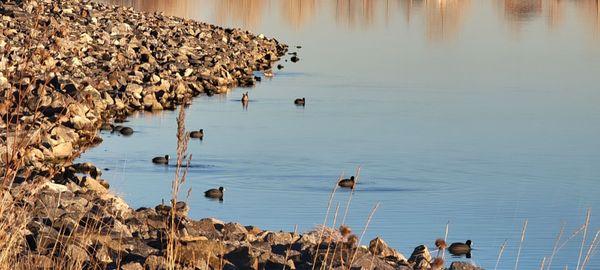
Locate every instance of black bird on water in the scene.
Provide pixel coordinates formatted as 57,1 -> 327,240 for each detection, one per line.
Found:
205,187 -> 224,200
152,155 -> 169,164
338,176 -> 356,189
448,240 -> 472,258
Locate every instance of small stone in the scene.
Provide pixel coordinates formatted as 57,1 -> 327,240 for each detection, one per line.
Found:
450,261 -> 484,270
121,262 -> 144,270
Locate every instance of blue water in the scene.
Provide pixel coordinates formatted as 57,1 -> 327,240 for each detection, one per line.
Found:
88,1 -> 600,268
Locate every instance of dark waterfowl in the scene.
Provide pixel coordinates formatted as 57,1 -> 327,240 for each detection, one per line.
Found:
294,98 -> 305,106
119,127 -> 134,136
338,176 -> 356,189
152,155 -> 170,164
241,92 -> 249,102
448,240 -> 472,257
190,129 -> 204,139
205,186 -> 224,200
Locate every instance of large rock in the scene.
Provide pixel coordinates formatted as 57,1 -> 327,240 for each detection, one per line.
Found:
52,142 -> 73,158
53,127 -> 78,144
369,237 -> 406,262
177,239 -> 224,268
222,223 -> 249,241
408,245 -> 431,270
224,246 -> 259,270
70,115 -> 93,130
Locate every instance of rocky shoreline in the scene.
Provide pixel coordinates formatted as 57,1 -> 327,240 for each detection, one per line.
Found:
0,0 -> 480,269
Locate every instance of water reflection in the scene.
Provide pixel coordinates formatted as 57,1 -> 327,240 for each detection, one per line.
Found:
576,0 -> 600,36
424,0 -> 471,41
215,0 -> 267,28
281,0 -> 317,29
97,0 -> 600,42
500,0 -> 543,22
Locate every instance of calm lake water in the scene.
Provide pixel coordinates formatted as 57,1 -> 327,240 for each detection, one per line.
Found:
86,0 -> 600,268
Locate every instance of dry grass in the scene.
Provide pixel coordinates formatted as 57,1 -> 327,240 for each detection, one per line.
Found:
494,239 -> 508,270
166,104 -> 192,269
514,219 -> 528,270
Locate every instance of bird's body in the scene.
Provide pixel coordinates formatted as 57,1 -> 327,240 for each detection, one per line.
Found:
190,129 -> 204,139
338,176 -> 356,189
205,187 -> 224,200
294,98 -> 305,106
241,92 -> 249,102
448,240 -> 472,257
119,127 -> 134,136
152,155 -> 170,164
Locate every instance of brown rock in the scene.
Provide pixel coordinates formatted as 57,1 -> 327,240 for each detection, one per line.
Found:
177,239 -> 224,268
145,255 -> 168,270
450,261 -> 484,270
369,237 -> 406,262
52,142 -> 73,159
121,262 -> 144,270
408,245 -> 431,270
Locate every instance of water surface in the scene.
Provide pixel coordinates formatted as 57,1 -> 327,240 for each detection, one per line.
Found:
86,1 -> 600,268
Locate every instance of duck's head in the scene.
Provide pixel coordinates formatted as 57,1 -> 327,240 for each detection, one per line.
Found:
466,240 -> 472,246
350,176 -> 355,181
219,186 -> 224,192
165,155 -> 170,160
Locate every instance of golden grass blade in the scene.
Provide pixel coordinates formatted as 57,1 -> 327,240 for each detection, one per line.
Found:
514,219 -> 528,270
494,239 -> 508,270
312,175 -> 341,270
321,203 -> 341,270
341,166 -> 361,226
581,229 -> 600,270
576,209 -> 591,270
547,222 -> 565,270
348,202 -> 380,269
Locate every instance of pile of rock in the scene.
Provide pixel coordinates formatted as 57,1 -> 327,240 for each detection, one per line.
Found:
0,0 -> 286,165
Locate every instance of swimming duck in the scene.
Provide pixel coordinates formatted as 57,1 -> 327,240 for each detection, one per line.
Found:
205,187 -> 224,200
294,98 -> 305,106
338,176 -> 356,189
152,155 -> 170,164
241,92 -> 249,102
448,240 -> 472,257
119,127 -> 134,136
190,129 -> 204,139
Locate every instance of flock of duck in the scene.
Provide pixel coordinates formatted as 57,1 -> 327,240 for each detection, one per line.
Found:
151,92 -> 307,201
148,91 -> 475,258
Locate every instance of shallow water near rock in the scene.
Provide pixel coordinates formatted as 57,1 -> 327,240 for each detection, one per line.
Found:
87,0 -> 600,268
